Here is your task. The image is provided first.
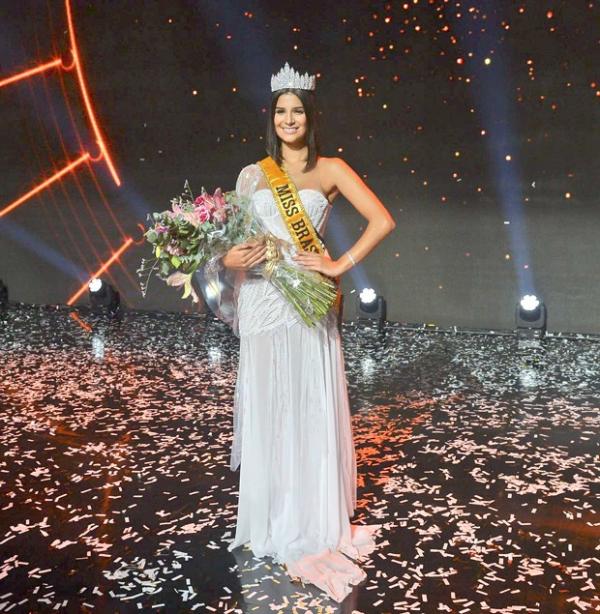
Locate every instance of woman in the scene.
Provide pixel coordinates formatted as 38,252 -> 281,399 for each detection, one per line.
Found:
221,63 -> 395,602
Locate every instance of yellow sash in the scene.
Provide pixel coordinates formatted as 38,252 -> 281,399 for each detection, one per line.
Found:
257,155 -> 343,318
257,156 -> 324,254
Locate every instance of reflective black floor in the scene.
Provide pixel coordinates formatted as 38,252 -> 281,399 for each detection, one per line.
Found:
0,305 -> 599,613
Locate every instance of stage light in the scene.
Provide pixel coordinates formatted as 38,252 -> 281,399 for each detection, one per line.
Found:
0,280 -> 8,308
515,294 -> 546,341
520,294 -> 540,312
358,287 -> 386,329
67,237 -> 134,306
88,278 -> 120,314
359,287 -> 377,306
88,278 -> 103,293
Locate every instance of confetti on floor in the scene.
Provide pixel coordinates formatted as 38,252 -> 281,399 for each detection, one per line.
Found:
0,305 -> 598,612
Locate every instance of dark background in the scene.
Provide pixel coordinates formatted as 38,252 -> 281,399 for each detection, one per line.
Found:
1,0 -> 598,331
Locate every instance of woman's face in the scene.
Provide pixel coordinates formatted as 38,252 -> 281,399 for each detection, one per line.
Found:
274,92 -> 307,145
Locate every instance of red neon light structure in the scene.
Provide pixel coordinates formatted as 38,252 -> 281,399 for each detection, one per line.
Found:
0,58 -> 63,89
0,153 -> 91,219
0,0 -> 122,217
64,0 -> 121,186
0,0 -> 132,302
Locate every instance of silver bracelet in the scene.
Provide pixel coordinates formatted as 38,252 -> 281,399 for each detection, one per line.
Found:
346,251 -> 356,266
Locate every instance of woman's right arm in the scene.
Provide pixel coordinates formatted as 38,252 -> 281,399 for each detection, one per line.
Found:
224,164 -> 267,270
222,241 -> 267,270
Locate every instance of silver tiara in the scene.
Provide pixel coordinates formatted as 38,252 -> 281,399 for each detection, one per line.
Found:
271,62 -> 316,92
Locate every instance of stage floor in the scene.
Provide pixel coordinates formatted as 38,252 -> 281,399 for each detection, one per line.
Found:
0,305 -> 598,613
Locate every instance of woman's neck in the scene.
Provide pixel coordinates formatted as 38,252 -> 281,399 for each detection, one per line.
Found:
280,141 -> 308,167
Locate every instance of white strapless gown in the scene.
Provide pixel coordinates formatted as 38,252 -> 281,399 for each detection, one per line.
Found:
226,171 -> 380,603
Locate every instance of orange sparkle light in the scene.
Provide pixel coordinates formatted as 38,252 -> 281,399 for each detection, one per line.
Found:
0,153 -> 90,218
0,58 -> 62,89
65,0 -> 121,186
67,237 -> 134,305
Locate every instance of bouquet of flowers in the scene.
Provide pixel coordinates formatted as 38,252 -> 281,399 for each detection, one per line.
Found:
138,181 -> 338,327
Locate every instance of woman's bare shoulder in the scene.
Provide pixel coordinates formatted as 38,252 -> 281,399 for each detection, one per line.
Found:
317,156 -> 353,179
318,155 -> 351,168
316,157 -> 351,201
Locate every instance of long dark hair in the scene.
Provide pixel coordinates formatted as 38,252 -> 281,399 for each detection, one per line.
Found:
265,88 -> 321,173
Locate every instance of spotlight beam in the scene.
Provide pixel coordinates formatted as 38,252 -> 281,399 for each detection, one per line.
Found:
451,3 -> 534,295
65,0 -> 121,186
0,58 -> 63,89
0,152 -> 91,218
66,237 -> 134,306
